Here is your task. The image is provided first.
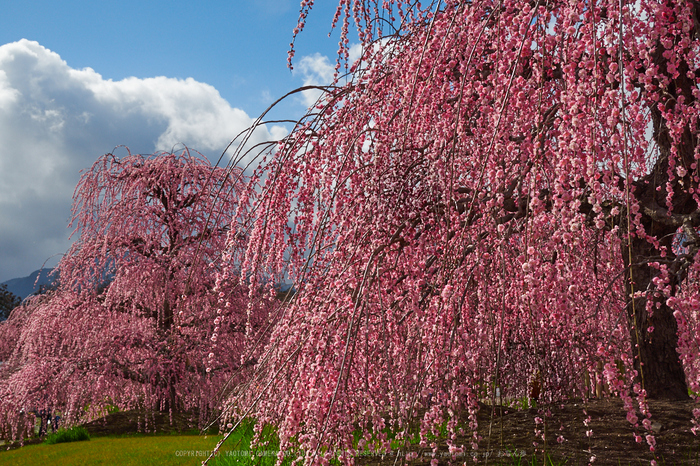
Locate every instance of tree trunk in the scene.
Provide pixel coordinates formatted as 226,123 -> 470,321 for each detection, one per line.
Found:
621,113 -> 692,400
619,13 -> 699,398
622,234 -> 689,400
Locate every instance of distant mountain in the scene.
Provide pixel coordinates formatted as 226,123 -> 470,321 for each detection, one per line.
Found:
1,268 -> 57,301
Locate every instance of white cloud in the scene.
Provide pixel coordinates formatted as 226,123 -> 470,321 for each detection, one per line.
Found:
293,42 -> 380,108
348,43 -> 363,63
83,74 -> 266,152
294,52 -> 337,108
0,39 -> 279,282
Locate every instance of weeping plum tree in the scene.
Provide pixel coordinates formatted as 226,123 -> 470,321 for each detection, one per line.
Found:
0,149 -> 268,442
215,0 -> 700,462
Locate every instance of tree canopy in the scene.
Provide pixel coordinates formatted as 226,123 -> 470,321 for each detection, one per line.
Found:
0,149 -> 270,442
0,284 -> 20,321
215,0 -> 700,463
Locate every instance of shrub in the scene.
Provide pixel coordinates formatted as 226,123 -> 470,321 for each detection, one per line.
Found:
44,426 -> 90,445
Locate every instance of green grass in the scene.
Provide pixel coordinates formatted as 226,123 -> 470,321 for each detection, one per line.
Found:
44,426 -> 91,445
0,434 -> 230,465
3,417 -> 697,466
210,419 -> 297,466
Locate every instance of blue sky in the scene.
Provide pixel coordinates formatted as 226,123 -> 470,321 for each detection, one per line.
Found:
0,0 -> 358,283
3,0 -> 342,117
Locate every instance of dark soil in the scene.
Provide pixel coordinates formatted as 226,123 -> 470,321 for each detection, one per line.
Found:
79,409 -> 205,437
357,398 -> 700,466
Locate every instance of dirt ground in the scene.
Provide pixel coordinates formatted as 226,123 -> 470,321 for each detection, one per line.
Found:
79,409 -> 205,437
357,398 -> 700,466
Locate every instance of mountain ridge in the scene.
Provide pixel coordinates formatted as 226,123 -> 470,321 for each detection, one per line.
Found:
1,268 -> 57,301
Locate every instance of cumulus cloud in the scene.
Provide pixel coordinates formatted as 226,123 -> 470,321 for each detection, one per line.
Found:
294,53 -> 337,108
0,39 -> 283,282
293,44 -> 366,108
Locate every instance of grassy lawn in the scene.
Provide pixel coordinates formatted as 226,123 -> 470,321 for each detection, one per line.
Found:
0,434 -> 231,466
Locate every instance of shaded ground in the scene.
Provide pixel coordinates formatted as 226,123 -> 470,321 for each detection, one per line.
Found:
80,410 -> 204,437
357,398 -> 700,465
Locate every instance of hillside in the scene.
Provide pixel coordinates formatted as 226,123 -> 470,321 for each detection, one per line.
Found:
1,268 -> 56,301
